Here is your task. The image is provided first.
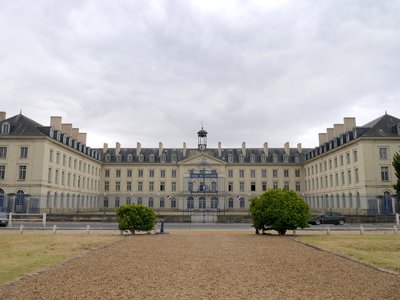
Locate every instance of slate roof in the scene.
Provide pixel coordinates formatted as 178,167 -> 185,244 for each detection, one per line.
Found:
0,113 -> 49,136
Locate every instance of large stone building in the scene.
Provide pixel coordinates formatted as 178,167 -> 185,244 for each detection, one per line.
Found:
0,111 -> 399,220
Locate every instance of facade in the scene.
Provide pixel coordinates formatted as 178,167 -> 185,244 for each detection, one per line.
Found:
1,111 -> 400,219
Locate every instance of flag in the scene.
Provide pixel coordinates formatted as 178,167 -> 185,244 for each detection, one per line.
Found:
236,195 -> 241,200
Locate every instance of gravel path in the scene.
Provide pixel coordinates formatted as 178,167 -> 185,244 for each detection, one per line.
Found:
1,231 -> 399,299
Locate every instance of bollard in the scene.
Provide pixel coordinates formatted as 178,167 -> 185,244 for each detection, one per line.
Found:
360,225 -> 364,235
86,225 -> 90,234
53,224 -> 57,234
8,212 -> 12,228
326,226 -> 330,235
19,224 -> 24,234
160,220 -> 164,234
43,213 -> 47,228
394,225 -> 398,235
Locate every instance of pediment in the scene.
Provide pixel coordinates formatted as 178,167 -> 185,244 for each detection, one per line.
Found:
179,153 -> 226,166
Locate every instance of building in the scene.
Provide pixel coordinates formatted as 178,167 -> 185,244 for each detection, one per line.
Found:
0,111 -> 399,220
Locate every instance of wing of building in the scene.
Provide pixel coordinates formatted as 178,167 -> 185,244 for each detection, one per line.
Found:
0,111 -> 399,221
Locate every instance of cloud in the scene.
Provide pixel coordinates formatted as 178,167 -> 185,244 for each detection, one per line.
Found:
1,0 -> 400,149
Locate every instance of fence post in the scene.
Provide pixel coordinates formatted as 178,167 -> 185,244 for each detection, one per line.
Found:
19,224 -> 24,234
326,225 -> 330,235
360,225 -> 364,235
396,213 -> 400,227
394,225 -> 398,235
53,224 -> 57,234
43,213 -> 47,228
8,212 -> 12,227
86,225 -> 90,234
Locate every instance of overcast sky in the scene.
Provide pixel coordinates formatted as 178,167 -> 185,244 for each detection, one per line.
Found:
1,0 -> 400,150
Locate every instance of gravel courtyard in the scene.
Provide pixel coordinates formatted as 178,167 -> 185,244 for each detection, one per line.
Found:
1,231 -> 399,299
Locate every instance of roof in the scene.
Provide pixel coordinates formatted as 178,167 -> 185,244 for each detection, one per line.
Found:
358,113 -> 400,138
0,113 -> 48,136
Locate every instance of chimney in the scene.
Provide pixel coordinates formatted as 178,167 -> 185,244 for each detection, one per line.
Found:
50,116 -> 62,131
78,133 -> 87,144
103,143 -> 108,154
61,123 -> 72,136
183,142 -> 187,157
344,117 -> 356,132
326,128 -> 334,141
263,142 -> 269,156
318,133 -> 328,146
116,142 -> 121,155
0,112 -> 6,121
297,143 -> 302,153
242,142 -> 246,156
159,142 -> 163,157
71,128 -> 79,140
136,142 -> 141,156
333,124 -> 345,137
218,142 -> 222,157
284,142 -> 290,155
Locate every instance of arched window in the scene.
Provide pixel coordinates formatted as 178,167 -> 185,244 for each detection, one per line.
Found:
228,198 -> 234,208
199,197 -> 206,210
172,153 -> 177,163
211,197 -> 218,210
250,154 -> 255,163
127,154 -> 133,162
187,197 -> 194,210
161,154 -> 167,163
261,154 -> 266,163
160,197 -> 165,208
149,154 -> 155,162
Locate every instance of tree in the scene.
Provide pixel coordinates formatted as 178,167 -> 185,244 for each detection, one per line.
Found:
250,189 -> 310,235
116,204 -> 156,234
393,151 -> 400,197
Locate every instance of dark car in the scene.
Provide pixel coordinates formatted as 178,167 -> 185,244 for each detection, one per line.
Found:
0,212 -> 8,227
309,212 -> 346,225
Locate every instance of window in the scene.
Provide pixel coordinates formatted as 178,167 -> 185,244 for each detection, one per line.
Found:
115,197 -> 120,208
240,198 -> 245,208
273,170 -> 278,177
103,197 -> 109,208
19,165 -> 27,180
48,168 -> 52,183
138,182 -> 143,191
261,154 -> 266,163
172,153 -> 177,163
340,155 -> 344,166
283,154 -> 289,163
250,154 -> 255,163
0,165 -> 5,180
138,154 -> 144,162
49,149 -> 53,162
295,169 -> 300,177
149,182 -> 154,191
116,169 -> 121,177
127,182 -> 132,191
127,169 -> 132,177
379,148 -> 388,160
284,170 -> 289,177
161,154 -> 167,163
148,198 -> 154,207
137,197 -> 142,205
250,170 -> 256,178
347,170 -> 352,184
239,170 -> 244,178
334,157 -> 338,168
262,182 -> 267,191
381,166 -> 389,181
296,182 -> 301,192
104,169 -> 110,177
284,181 -> 289,190
172,182 -> 176,192
172,169 -> 177,177
149,170 -> 155,177
229,198 -> 234,208
149,154 -> 155,162
228,182 -> 233,192
116,181 -> 121,191
261,169 -> 267,177
104,181 -> 109,191
160,170 -> 165,178
138,169 -> 143,177
355,168 -> 359,183
160,182 -> 165,191
20,147 -> 28,158
126,197 -> 131,205
171,198 -> 176,208
55,170 -> 59,184
127,154 -> 133,162
228,154 -> 233,163
1,122 -> 10,134
273,182 -> 278,189
251,182 -> 256,192
239,182 -> 244,192
353,150 -> 358,162
228,170 -> 233,177
160,198 -> 165,208
239,154 -> 244,163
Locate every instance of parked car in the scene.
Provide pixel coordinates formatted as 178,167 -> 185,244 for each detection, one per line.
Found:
0,212 -> 8,227
309,212 -> 346,225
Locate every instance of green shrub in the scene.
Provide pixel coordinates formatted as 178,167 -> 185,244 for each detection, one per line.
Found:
116,204 -> 156,234
250,189 -> 310,235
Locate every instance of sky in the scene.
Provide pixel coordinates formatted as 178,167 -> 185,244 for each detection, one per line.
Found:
1,0 -> 400,150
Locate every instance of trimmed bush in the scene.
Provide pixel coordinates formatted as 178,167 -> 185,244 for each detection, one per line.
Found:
116,204 -> 156,234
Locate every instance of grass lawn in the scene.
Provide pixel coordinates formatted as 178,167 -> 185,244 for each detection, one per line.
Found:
298,235 -> 400,273
0,234 -> 121,285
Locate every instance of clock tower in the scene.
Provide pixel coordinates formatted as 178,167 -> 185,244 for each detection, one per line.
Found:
197,127 -> 207,151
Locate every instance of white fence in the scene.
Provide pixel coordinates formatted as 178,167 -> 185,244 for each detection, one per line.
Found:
7,213 -> 47,228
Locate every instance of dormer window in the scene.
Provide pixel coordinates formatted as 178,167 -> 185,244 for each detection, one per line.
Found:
283,154 -> 289,163
172,153 -> 177,163
62,135 -> 67,144
228,154 -> 233,163
250,154 -> 255,163
149,154 -> 155,162
138,154 -> 144,162
239,154 -> 244,163
49,127 -> 54,138
261,154 -> 266,163
273,154 -> 278,163
116,154 -> 122,162
161,154 -> 167,163
105,154 -> 111,162
1,122 -> 10,134
56,131 -> 61,141
127,154 -> 133,162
